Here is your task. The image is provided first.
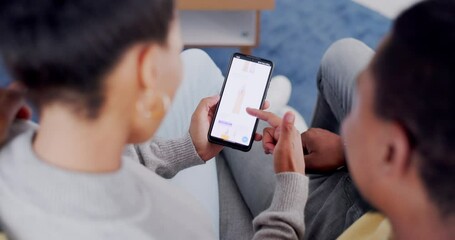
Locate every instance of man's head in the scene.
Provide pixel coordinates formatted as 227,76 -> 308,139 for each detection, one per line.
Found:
342,0 -> 455,224
0,0 -> 183,142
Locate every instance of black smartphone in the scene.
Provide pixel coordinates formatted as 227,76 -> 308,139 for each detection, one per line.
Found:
208,53 -> 274,152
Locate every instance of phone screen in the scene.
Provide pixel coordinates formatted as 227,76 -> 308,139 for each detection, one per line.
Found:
209,54 -> 273,150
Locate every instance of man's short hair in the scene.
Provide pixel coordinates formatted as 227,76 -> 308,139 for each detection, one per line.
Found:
0,0 -> 174,118
372,0 -> 455,218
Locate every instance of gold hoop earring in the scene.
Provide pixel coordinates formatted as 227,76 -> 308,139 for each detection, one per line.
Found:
136,91 -> 171,119
151,93 -> 171,119
136,101 -> 152,119
161,94 -> 171,112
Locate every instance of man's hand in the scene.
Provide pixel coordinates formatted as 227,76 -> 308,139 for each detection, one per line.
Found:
0,86 -> 32,146
301,128 -> 345,173
247,108 -> 305,174
189,95 -> 223,161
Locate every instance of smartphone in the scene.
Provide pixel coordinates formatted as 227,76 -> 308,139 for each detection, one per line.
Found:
208,53 -> 274,152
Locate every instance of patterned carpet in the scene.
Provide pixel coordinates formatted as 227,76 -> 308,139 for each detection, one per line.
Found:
0,0 -> 391,122
0,60 -> 8,87
203,0 -> 391,121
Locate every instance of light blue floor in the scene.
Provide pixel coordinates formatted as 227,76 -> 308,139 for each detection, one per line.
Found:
0,0 -> 391,122
203,0 -> 391,121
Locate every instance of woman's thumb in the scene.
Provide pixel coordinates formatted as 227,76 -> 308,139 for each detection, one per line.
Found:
280,112 -> 295,139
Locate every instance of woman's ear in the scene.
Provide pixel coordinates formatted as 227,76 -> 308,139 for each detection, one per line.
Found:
382,122 -> 412,177
137,44 -> 159,91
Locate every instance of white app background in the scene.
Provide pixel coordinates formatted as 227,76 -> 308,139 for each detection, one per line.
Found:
211,57 -> 271,146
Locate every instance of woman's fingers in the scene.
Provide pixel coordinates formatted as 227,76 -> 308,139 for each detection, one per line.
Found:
262,127 -> 276,154
204,95 -> 220,110
246,107 -> 281,128
254,133 -> 263,141
261,100 -> 270,110
273,112 -> 305,174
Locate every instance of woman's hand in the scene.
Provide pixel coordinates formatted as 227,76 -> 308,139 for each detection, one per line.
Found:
0,86 -> 32,146
189,95 -> 270,162
247,108 -> 305,174
189,95 -> 223,161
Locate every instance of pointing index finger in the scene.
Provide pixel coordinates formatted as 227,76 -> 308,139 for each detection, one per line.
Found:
246,107 -> 281,128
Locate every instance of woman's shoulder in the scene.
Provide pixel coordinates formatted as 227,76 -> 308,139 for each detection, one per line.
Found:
122,156 -> 200,206
122,157 -> 216,239
0,120 -> 36,168
1,120 -> 36,146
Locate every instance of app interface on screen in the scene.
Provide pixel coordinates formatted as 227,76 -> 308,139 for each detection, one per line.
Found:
211,56 -> 272,146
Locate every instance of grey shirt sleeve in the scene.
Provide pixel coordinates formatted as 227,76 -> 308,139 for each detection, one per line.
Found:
124,134 -> 309,239
124,133 -> 205,179
252,173 -> 309,240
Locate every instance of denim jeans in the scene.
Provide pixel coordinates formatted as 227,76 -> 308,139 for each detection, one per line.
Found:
223,38 -> 375,239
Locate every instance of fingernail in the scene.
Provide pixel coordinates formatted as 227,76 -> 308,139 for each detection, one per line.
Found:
285,112 -> 295,123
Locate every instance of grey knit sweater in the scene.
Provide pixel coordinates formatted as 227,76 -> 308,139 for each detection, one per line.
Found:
0,121 -> 308,239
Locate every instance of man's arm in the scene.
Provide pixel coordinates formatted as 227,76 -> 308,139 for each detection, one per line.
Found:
301,128 -> 346,173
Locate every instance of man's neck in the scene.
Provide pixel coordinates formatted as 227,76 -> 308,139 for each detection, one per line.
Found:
388,190 -> 455,240
33,106 -> 128,173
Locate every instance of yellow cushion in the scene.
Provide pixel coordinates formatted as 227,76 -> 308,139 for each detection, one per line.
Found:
338,212 -> 392,240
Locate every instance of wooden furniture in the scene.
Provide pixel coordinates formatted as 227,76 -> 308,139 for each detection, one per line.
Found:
176,0 -> 275,55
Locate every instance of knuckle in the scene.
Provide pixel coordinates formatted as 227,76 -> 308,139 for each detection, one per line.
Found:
306,129 -> 316,138
191,112 -> 199,122
301,131 -> 309,139
307,128 -> 315,135
284,124 -> 294,132
263,127 -> 273,134
201,97 -> 211,104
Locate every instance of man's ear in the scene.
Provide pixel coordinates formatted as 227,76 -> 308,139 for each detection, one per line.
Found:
383,122 -> 412,177
137,44 -> 159,91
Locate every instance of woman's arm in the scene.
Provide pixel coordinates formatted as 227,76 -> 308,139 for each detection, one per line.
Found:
126,133 -> 205,179
125,95 -> 223,178
252,173 -> 308,239
247,109 -> 308,239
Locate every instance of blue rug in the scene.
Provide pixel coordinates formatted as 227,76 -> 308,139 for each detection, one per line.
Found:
203,0 -> 391,121
0,59 -> 8,87
0,0 -> 391,122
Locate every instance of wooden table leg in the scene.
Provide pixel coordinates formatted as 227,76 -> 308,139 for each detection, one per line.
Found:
240,47 -> 252,55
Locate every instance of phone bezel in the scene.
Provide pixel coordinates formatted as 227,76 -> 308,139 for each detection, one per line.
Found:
207,52 -> 274,152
